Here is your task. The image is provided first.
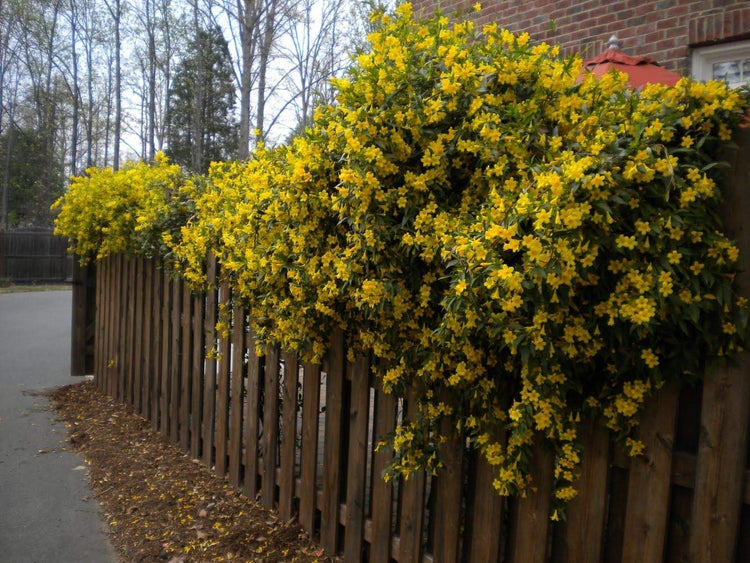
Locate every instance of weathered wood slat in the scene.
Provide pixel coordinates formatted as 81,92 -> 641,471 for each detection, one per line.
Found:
298,362 -> 320,532
370,384 -> 396,563
467,445 -> 504,562
179,279 -> 193,451
108,255 -> 118,398
621,381 -> 680,562
556,424 -> 609,563
133,258 -> 144,414
215,283 -> 231,476
690,127 -> 750,563
94,257 -> 104,391
321,329 -> 346,554
107,255 -> 117,398
117,255 -> 131,404
243,326 -> 262,499
159,270 -> 171,435
202,255 -> 218,467
399,391 -> 426,563
150,263 -> 162,429
125,257 -> 136,406
228,302 -> 246,489
508,439 -> 554,563
262,346 -> 281,509
279,352 -> 300,522
431,418 -> 463,562
169,276 -> 182,444
140,259 -> 153,419
344,356 -> 371,561
690,362 -> 750,562
190,289 -> 205,460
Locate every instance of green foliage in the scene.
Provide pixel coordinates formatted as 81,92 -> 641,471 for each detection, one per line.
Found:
166,25 -> 238,174
1,125 -> 65,228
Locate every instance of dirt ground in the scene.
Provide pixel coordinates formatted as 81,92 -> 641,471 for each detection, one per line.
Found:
49,381 -> 340,562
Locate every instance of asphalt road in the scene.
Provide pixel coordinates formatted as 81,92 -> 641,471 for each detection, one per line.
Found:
0,290 -> 117,563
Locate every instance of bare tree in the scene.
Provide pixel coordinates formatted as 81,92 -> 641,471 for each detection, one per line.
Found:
103,0 -> 122,170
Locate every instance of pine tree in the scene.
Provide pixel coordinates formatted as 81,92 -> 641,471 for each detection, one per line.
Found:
166,25 -> 237,173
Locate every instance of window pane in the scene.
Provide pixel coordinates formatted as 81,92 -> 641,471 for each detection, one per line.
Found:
713,61 -> 740,85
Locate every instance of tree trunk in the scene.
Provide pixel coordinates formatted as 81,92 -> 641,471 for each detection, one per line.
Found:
255,0 -> 278,143
237,0 -> 257,159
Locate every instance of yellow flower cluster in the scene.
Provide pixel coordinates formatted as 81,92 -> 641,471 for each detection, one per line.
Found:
52,4 -> 750,517
52,152 -> 192,263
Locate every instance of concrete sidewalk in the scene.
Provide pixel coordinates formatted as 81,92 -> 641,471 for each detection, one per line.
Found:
0,290 -> 118,563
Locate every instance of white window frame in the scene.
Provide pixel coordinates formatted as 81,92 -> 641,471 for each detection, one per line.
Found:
691,40 -> 750,87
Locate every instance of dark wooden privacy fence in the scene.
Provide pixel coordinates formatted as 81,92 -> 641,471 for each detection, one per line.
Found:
0,229 -> 73,283
93,253 -> 750,562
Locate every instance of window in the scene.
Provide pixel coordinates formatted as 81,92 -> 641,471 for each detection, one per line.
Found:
692,40 -> 750,88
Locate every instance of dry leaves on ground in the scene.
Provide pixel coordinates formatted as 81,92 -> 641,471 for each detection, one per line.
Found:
49,381 -> 340,563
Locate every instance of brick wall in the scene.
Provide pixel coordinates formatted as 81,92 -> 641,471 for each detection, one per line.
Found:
411,0 -> 750,74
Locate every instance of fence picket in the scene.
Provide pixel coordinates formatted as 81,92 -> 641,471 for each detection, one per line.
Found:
555,424 -> 609,563
467,445 -> 503,562
621,381 -> 680,562
133,258 -> 144,413
159,270 -> 171,435
215,283 -> 231,476
344,356 -> 371,561
169,276 -> 182,443
243,325 -> 262,498
690,127 -> 750,562
279,352 -> 300,521
321,329 -> 346,554
298,361 -> 321,530
180,280 -> 193,451
690,363 -> 750,561
508,439 -> 554,563
202,255 -> 218,467
190,289 -> 205,460
399,390 -> 426,563
262,346 -> 281,509
141,260 -> 153,419
150,264 -> 163,430
117,254 -> 127,402
432,419 -> 463,562
124,258 -> 135,405
228,303 -> 246,489
369,382 -> 396,563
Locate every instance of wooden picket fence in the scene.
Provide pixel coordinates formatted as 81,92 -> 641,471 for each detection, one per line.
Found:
89,131 -> 750,562
92,253 -> 750,562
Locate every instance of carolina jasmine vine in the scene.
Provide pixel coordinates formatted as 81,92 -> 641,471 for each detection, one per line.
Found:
54,3 -> 749,518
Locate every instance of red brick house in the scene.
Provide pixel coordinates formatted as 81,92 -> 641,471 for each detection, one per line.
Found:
412,0 -> 750,86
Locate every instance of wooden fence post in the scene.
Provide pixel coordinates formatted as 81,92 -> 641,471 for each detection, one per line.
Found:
690,127 -> 750,562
